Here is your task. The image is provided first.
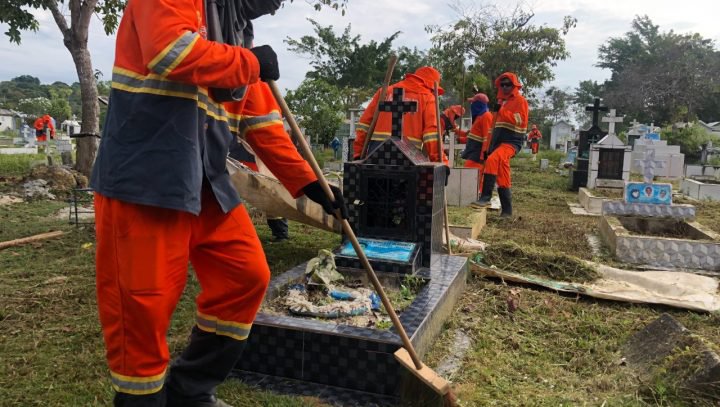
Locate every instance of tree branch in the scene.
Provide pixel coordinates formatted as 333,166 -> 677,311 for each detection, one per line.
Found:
46,0 -> 71,39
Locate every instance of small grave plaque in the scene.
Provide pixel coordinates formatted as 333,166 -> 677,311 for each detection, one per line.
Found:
625,182 -> 672,205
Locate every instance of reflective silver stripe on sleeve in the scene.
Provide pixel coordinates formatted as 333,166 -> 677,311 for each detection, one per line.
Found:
149,31 -> 199,76
238,111 -> 283,135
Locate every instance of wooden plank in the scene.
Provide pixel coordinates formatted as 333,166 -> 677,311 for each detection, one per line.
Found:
227,158 -> 341,233
394,348 -> 451,395
0,231 -> 65,250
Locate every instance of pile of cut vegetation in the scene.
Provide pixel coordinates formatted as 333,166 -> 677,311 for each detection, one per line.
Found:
482,241 -> 600,283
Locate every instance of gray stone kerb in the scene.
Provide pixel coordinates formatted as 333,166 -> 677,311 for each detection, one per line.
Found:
602,201 -> 696,221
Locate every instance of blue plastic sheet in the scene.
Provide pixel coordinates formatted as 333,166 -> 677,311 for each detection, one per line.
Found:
339,238 -> 416,263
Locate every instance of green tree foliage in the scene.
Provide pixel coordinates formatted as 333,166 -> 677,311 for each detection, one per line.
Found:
661,123 -> 717,159
597,16 -> 720,125
17,97 -> 51,119
285,78 -> 344,145
572,80 -> 605,127
426,3 -> 576,100
285,19 -> 431,109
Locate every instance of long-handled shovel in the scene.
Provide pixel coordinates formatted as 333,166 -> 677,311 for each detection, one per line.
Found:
268,80 -> 457,406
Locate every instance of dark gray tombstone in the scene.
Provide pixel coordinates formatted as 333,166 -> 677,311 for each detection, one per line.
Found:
569,98 -> 608,190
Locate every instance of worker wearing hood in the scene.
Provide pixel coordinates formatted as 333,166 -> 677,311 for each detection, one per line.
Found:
471,72 -> 528,217
527,124 -> 543,160
354,66 -> 448,164
456,93 -> 494,194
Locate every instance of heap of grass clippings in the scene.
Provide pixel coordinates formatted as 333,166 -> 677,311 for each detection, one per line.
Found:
482,241 -> 600,283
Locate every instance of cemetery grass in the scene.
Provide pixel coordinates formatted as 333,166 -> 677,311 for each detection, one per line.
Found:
0,201 -> 338,406
2,153 -> 720,405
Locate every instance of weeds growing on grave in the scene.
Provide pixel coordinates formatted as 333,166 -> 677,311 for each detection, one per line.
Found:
480,240 -> 600,283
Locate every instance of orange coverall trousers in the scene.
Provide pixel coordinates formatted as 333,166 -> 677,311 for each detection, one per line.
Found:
94,187 -> 270,394
484,143 -> 516,188
463,159 -> 485,193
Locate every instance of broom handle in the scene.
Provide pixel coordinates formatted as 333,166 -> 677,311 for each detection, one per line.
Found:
359,54 -> 398,160
268,80 -> 424,370
433,82 -> 452,255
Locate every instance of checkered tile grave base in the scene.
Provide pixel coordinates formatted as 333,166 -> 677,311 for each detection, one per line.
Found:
232,254 -> 467,397
229,371 -> 398,406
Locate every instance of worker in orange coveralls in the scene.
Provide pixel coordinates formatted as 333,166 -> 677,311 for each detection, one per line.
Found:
455,93 -> 494,195
90,1 -> 347,406
527,124 -> 543,161
353,66 -> 449,167
440,105 -> 465,138
471,72 -> 529,217
33,114 -> 55,142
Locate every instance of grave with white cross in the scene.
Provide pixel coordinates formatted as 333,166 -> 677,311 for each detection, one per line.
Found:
630,122 -> 685,180
588,109 -> 632,189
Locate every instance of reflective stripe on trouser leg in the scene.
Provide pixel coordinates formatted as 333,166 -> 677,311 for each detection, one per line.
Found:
167,188 -> 270,399
484,143 -> 516,188
94,193 -> 192,396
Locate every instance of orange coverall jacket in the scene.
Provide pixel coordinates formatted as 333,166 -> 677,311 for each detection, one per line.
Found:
353,75 -> 447,163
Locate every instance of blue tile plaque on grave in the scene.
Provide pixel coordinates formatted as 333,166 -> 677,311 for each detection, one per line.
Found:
340,238 -> 417,263
645,133 -> 661,141
625,182 -> 672,205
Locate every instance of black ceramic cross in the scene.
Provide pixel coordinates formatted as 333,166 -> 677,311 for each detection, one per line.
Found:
379,87 -> 418,138
585,98 -> 608,128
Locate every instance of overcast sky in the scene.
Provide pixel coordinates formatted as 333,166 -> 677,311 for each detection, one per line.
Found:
0,0 -> 718,96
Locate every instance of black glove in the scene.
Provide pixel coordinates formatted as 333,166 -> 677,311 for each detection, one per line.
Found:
249,45 -> 279,81
443,165 -> 451,187
302,180 -> 348,219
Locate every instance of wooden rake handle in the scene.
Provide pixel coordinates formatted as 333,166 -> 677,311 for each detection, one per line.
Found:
268,80 -> 424,370
359,54 -> 398,160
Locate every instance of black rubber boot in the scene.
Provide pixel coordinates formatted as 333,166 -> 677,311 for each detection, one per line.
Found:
165,327 -> 245,407
498,187 -> 512,217
267,217 -> 289,241
471,174 -> 496,208
114,390 -> 166,407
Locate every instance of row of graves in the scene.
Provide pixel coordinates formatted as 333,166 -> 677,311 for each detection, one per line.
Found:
568,99 -> 719,272
0,122 -> 77,165
233,89 -> 470,405
682,141 -> 720,201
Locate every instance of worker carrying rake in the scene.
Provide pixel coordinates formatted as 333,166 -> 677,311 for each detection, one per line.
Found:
90,1 -> 347,405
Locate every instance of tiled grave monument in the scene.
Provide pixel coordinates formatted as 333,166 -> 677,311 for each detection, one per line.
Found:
630,128 -> 685,180
569,98 -> 608,190
575,108 -> 627,215
599,147 -> 720,271
233,88 -> 468,404
588,110 -> 631,189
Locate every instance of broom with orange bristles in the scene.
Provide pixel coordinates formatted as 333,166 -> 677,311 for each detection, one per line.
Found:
268,80 -> 459,407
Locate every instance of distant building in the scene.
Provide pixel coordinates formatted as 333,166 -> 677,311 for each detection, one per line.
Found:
699,120 -> 720,138
550,120 -> 574,151
0,108 -> 21,132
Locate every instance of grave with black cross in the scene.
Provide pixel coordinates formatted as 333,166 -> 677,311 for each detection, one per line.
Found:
569,98 -> 609,190
232,86 -> 470,401
337,87 -> 447,274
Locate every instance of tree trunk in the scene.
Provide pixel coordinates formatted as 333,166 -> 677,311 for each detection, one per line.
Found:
70,46 -> 99,177
49,0 -> 100,178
